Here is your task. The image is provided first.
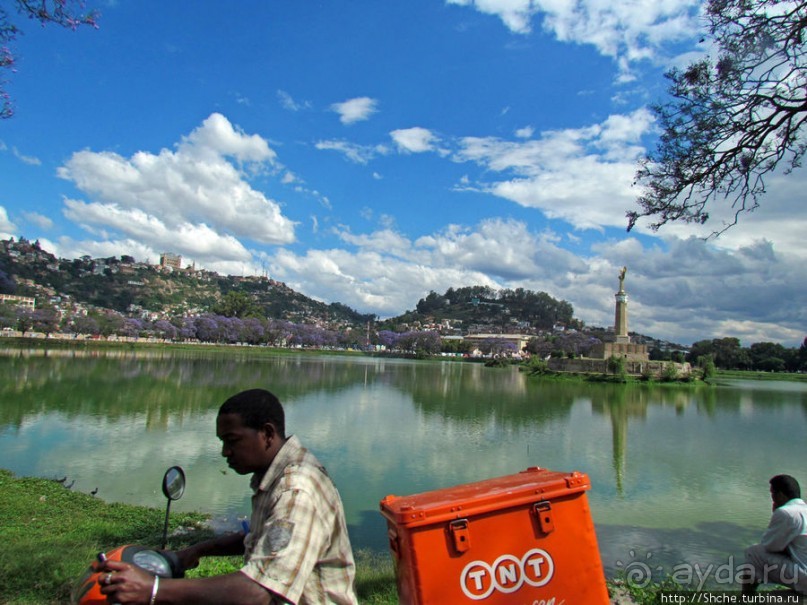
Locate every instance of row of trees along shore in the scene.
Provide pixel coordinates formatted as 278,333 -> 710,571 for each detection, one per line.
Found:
2,300 -> 806,373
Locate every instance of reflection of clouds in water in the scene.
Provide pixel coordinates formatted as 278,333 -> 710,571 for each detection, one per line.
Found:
12,409 -> 247,513
286,383 -> 545,541
1,353 -> 806,565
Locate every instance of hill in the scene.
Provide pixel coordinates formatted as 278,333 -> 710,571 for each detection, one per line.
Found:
0,237 -> 684,356
378,285 -> 581,334
0,237 -> 373,329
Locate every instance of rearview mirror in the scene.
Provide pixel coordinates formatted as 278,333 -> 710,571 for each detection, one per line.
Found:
162,466 -> 186,501
161,466 -> 186,549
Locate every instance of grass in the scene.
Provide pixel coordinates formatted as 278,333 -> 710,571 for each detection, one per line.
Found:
0,469 -> 399,604
716,369 -> 807,382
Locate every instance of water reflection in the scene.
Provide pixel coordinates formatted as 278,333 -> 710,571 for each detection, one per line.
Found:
1,348 -> 806,580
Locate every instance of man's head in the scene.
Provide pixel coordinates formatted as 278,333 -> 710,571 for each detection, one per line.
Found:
216,389 -> 287,475
769,474 -> 801,509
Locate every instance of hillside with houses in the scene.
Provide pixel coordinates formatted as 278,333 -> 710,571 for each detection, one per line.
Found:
0,236 -> 685,358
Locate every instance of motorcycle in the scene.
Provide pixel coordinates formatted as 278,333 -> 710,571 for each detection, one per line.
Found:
71,466 -> 188,605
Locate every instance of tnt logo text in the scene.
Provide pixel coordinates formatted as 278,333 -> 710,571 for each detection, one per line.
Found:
460,548 -> 555,600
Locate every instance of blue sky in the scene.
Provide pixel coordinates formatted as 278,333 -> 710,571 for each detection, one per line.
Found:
1,0 -> 805,346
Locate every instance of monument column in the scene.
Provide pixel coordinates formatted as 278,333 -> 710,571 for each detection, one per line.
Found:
614,266 -> 630,344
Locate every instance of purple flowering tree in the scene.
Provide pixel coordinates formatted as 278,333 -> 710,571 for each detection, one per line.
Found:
376,330 -> 401,350
193,315 -> 220,343
153,319 -> 178,341
121,318 -> 143,338
239,317 -> 265,345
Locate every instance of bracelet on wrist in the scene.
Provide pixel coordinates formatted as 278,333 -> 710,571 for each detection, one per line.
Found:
149,575 -> 159,605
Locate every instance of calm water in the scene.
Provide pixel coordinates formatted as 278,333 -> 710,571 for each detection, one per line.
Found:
2,348 -> 806,582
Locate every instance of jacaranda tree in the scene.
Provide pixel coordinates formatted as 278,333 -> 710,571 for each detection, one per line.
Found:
630,0 -> 807,234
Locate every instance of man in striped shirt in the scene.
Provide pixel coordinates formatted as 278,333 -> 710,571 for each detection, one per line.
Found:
99,388 -> 358,604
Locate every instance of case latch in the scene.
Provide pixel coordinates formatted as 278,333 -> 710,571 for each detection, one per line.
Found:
533,501 -> 555,534
449,518 -> 471,553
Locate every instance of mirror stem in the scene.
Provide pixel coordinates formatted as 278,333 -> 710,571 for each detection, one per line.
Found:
162,499 -> 172,550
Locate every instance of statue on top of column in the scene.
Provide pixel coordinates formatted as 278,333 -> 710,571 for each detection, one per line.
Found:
618,266 -> 627,292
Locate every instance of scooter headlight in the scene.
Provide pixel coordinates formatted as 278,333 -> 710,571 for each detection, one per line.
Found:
132,549 -> 173,577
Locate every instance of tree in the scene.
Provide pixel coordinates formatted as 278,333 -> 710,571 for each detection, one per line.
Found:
212,290 -> 261,319
0,268 -> 15,293
31,305 -> 59,336
153,319 -> 178,341
606,355 -> 627,381
15,307 -> 34,335
1,0 -> 99,118
629,0 -> 807,234
416,291 -> 447,314
67,314 -> 98,336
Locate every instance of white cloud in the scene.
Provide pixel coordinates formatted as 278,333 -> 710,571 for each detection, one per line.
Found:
180,113 -> 277,165
62,199 -> 253,261
514,126 -> 534,139
446,0 -> 540,34
390,127 -> 440,153
638,166 -> 807,261
22,212 -> 54,229
0,141 -> 41,166
452,108 -> 654,230
257,207 -> 807,346
277,90 -> 311,112
57,113 -> 297,259
330,97 -> 379,125
448,0 -> 702,76
13,147 -> 42,166
315,140 -> 388,164
0,206 -> 17,239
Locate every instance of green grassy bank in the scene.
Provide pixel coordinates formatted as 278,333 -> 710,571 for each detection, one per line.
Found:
0,469 -> 397,605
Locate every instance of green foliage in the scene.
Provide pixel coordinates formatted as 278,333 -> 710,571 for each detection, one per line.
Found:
211,290 -> 261,318
403,285 -> 577,331
526,357 -> 550,375
0,470 -> 401,605
607,355 -> 627,381
0,469 -> 209,604
660,362 -> 679,382
698,354 -> 717,380
688,337 -> 804,373
611,576 -> 687,605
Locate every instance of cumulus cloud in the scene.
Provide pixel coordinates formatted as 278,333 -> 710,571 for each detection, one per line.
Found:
0,206 -> 17,239
390,127 -> 440,154
256,203 -> 807,346
452,108 -> 654,230
330,97 -> 379,125
56,113 -> 296,263
447,0 -> 702,76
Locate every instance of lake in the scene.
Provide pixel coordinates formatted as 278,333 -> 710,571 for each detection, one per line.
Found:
1,347 -> 805,586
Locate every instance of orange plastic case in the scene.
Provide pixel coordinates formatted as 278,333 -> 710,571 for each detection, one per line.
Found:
380,467 -> 610,604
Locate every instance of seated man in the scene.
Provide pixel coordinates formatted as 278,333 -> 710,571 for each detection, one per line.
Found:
99,388 -> 358,604
743,474 -> 807,596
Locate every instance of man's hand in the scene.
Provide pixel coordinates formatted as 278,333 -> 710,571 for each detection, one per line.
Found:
98,560 -> 155,604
